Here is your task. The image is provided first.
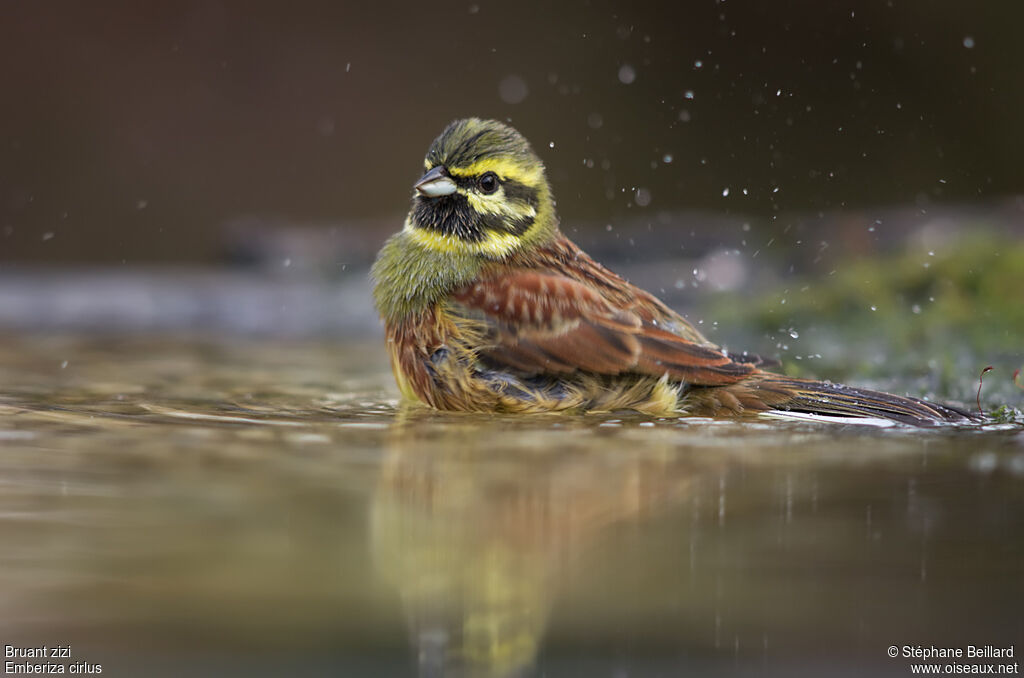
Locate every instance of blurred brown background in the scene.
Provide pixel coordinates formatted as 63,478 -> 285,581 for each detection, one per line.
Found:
2,0 -> 1022,265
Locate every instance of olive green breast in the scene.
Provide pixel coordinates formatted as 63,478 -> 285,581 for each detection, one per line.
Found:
371,231 -> 484,322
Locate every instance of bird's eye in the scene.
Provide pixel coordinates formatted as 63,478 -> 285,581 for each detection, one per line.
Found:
478,172 -> 499,194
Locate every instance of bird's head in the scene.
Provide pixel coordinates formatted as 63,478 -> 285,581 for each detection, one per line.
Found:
403,118 -> 557,259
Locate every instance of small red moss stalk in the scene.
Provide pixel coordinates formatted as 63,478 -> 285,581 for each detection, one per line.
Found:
977,366 -> 994,416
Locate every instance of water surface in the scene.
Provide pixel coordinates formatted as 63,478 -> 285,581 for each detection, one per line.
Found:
1,333 -> 1022,677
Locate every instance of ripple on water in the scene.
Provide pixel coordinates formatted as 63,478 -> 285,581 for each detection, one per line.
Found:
0,332 -> 1021,675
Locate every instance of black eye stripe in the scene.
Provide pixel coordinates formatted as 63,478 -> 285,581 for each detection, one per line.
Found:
500,179 -> 539,208
449,174 -> 539,205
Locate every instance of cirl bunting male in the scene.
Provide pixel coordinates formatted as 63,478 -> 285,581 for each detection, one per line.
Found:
372,118 -> 974,425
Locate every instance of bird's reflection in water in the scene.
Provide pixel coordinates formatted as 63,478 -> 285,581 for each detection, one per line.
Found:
370,412 -> 705,678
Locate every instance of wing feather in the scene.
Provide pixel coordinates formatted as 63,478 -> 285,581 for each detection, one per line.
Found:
452,272 -> 752,385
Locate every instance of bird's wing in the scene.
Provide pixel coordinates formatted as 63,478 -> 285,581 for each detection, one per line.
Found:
451,271 -> 753,385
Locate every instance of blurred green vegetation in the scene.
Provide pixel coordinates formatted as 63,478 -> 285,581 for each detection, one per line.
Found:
705,231 -> 1024,411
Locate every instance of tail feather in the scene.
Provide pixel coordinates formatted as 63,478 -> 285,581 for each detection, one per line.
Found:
685,372 -> 979,426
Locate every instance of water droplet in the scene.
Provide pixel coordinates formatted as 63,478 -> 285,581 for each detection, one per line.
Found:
789,329 -> 799,339
634,188 -> 652,207
498,74 -> 528,104
42,231 -> 54,241
662,153 -> 673,163
870,305 -> 877,311
721,187 -> 730,197
912,304 -> 922,314
618,64 -> 636,84
548,141 -> 555,148
963,36 -> 975,49
587,112 -> 603,129
684,90 -> 695,99
694,59 -> 703,69
316,116 -> 336,136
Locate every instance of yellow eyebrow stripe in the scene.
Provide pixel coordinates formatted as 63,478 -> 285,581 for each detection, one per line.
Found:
403,217 -> 521,258
446,157 -> 543,186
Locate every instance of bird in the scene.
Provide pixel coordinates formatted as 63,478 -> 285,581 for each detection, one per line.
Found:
371,118 -> 975,426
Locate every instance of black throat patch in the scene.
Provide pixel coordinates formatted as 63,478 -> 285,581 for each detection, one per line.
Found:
412,193 -> 486,242
411,189 -> 537,242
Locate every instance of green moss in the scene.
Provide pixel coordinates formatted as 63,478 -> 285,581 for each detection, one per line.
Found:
988,404 -> 1024,425
703,231 -> 1024,402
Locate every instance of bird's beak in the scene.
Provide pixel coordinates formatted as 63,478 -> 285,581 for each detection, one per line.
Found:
415,165 -> 457,197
